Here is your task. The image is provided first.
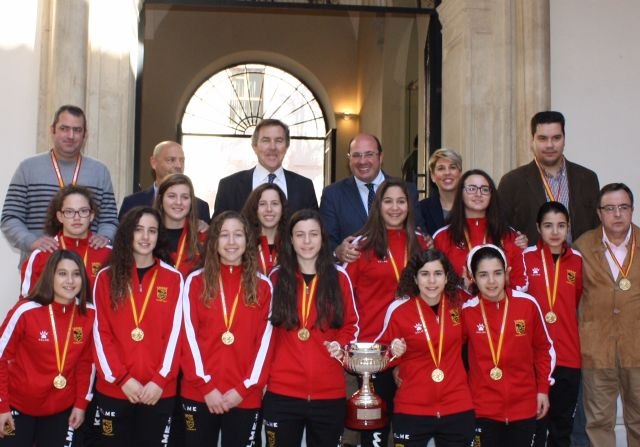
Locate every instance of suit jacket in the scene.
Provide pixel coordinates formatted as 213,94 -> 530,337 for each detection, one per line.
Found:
497,159 -> 600,244
418,193 -> 447,236
575,224 -> 640,368
213,167 -> 317,217
119,186 -> 211,223
319,173 -> 425,251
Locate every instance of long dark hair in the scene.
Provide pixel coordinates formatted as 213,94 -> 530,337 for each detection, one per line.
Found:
241,183 -> 289,250
396,249 -> 463,304
271,209 -> 344,330
44,185 -> 98,236
27,250 -> 90,315
154,173 -> 203,263
200,211 -> 258,306
357,178 -> 423,260
107,207 -> 171,307
447,169 -> 508,248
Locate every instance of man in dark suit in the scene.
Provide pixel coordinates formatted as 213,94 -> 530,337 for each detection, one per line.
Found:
118,141 -> 211,222
498,111 -> 600,245
213,119 -> 317,217
319,133 -> 426,262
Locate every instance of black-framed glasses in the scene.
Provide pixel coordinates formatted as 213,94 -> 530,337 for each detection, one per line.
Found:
60,208 -> 92,218
463,185 -> 492,195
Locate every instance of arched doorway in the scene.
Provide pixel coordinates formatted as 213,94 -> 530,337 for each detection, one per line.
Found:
180,63 -> 328,211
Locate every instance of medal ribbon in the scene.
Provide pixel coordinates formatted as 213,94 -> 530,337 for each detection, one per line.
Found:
464,229 -> 487,251
59,236 -> 89,268
534,158 -> 561,202
540,249 -> 561,313
129,269 -> 158,331
48,304 -> 76,379
174,226 -> 188,269
604,229 -> 636,282
300,275 -> 318,329
258,237 -> 275,274
50,150 -> 82,188
479,295 -> 509,372
218,275 -> 241,333
415,297 -> 445,371
387,247 -> 408,282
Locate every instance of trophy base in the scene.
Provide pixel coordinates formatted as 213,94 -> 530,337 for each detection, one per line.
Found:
344,390 -> 388,430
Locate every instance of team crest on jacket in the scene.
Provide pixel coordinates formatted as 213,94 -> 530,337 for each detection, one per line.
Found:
73,327 -> 84,343
567,270 -> 576,284
514,319 -> 526,336
156,286 -> 168,302
91,262 -> 102,276
184,413 -> 196,431
449,308 -> 460,325
102,419 -> 113,436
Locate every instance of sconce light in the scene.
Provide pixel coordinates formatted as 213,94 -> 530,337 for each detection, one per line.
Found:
336,112 -> 359,121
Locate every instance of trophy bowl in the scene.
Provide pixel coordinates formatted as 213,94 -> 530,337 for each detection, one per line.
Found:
342,342 -> 390,430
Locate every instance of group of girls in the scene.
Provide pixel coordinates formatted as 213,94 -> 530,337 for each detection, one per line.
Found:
0,165 -> 582,447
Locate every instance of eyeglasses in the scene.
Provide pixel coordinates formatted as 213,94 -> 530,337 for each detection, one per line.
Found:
348,151 -> 379,160
599,204 -> 632,214
463,185 -> 492,195
60,208 -> 92,218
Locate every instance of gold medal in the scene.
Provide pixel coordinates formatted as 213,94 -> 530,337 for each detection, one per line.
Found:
431,368 -> 445,383
53,374 -> 67,389
221,330 -> 235,345
545,311 -> 557,324
297,328 -> 310,341
490,367 -> 503,381
619,278 -> 631,291
131,327 -> 144,342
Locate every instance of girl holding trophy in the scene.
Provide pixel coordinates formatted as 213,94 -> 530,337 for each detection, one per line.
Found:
264,209 -> 359,446
376,249 -> 474,446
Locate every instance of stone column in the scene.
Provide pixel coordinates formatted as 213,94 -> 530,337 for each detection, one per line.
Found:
438,0 -> 550,180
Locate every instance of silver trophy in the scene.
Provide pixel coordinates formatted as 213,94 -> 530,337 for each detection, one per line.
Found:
342,342 -> 391,430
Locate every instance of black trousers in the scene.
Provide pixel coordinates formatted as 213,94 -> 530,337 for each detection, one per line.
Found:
357,368 -> 397,447
535,366 -> 581,447
474,417 -> 536,447
262,391 -> 345,447
180,398 -> 261,447
392,410 -> 475,447
92,392 -> 174,447
0,407 -> 74,447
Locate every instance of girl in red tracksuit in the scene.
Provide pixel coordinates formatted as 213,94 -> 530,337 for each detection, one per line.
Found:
462,244 -> 555,447
375,249 -> 474,447
433,169 -> 527,291
241,183 -> 289,276
264,209 -> 359,447
92,207 -> 183,446
21,185 -> 111,297
0,250 -> 94,447
181,211 -> 273,447
154,174 -> 208,278
346,179 -> 429,447
524,202 -> 582,447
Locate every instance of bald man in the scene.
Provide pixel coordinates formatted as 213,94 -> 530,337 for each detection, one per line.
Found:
118,141 -> 211,222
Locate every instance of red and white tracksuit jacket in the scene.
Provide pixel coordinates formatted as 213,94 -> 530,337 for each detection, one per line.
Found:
0,300 -> 94,415
461,289 -> 555,422
375,294 -> 473,417
433,218 -> 528,291
523,242 -> 582,368
346,229 -> 429,341
266,266 -> 359,400
92,259 -> 183,399
181,265 -> 273,409
170,226 -> 208,278
20,232 -> 111,297
257,235 -> 278,276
